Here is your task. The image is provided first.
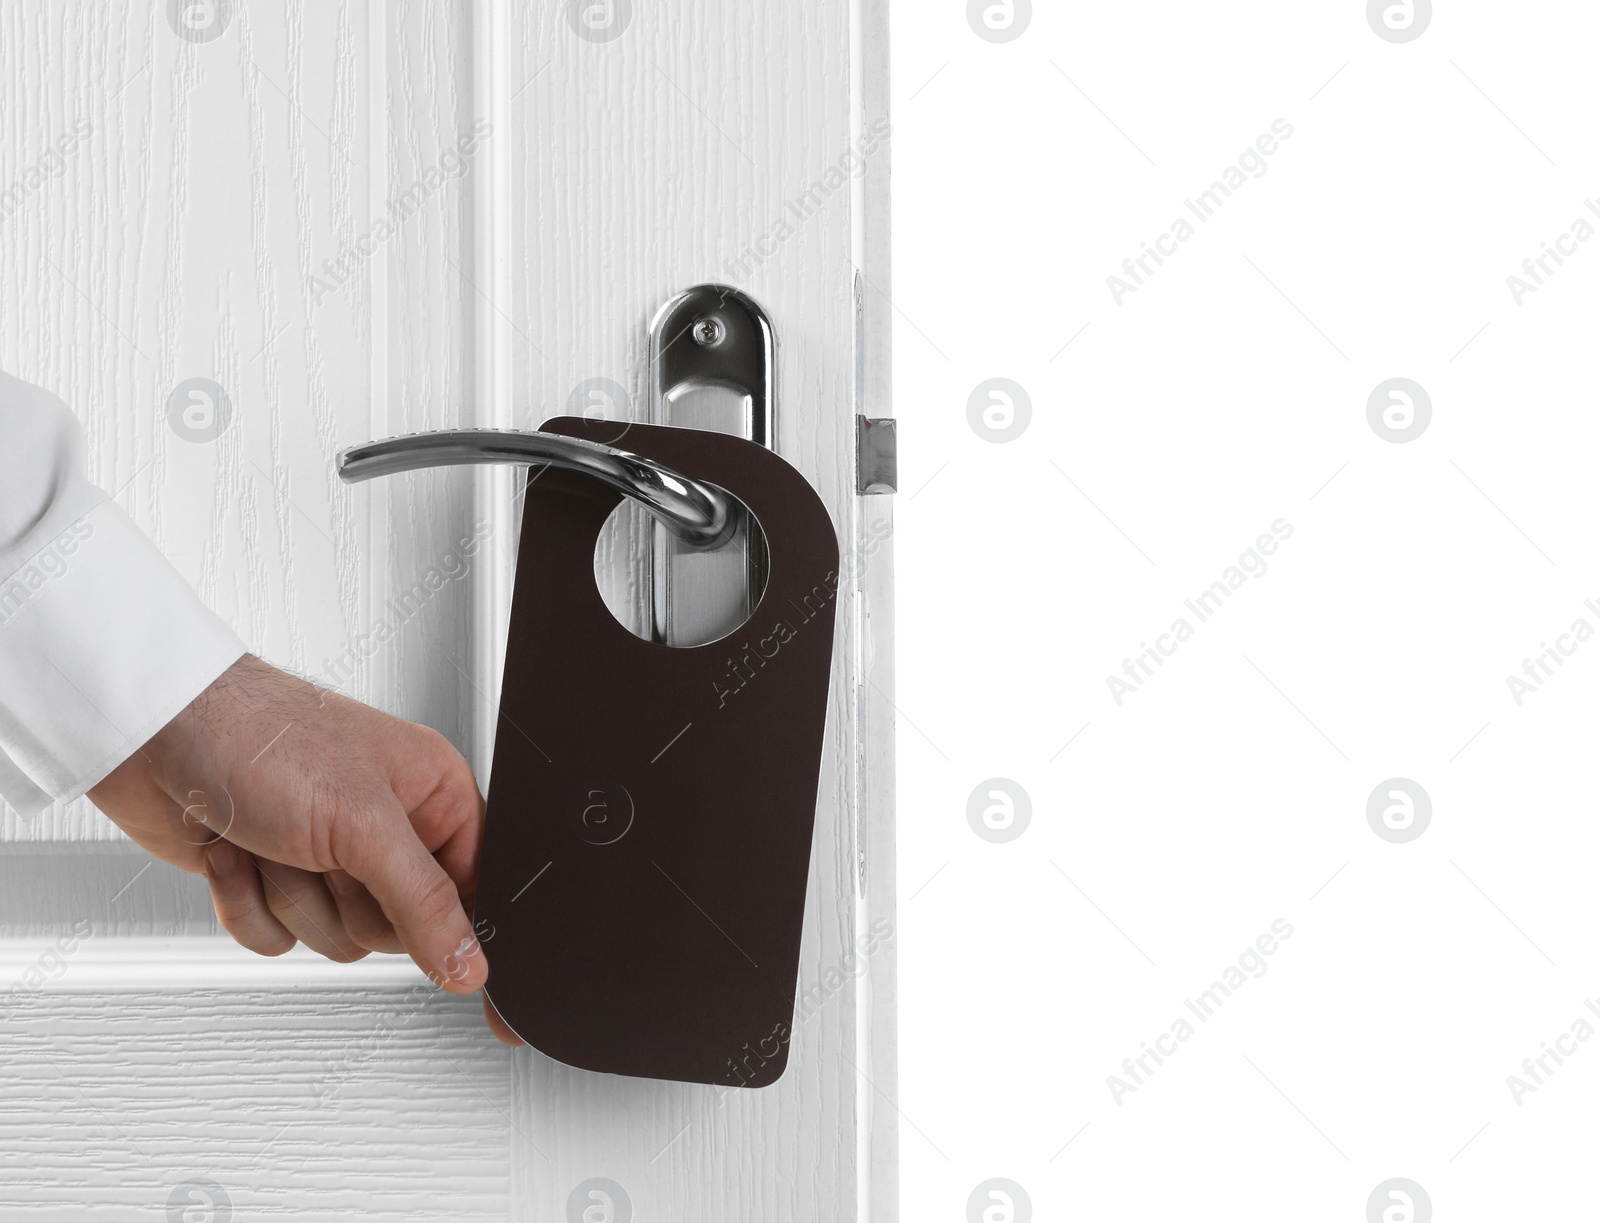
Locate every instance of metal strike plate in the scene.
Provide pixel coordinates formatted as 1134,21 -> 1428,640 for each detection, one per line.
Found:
649,285 -> 776,646
856,416 -> 897,494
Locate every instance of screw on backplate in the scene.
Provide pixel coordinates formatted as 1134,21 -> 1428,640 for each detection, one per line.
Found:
691,317 -> 725,347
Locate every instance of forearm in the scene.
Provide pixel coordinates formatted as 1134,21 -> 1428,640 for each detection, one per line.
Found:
0,372 -> 246,817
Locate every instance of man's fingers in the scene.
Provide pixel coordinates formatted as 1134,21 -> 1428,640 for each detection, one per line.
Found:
256,859 -> 370,963
397,735 -> 485,909
432,818 -> 483,916
483,994 -> 525,1046
204,841 -> 295,957
324,869 -> 405,954
334,802 -> 486,993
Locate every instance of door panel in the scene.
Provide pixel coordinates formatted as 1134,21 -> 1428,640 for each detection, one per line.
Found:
1,2 -> 506,1217
1,0 -> 478,846
0,1 -> 895,1219
0,944 -> 509,1219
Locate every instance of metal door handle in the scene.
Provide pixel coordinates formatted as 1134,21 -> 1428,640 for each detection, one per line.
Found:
336,428 -> 733,550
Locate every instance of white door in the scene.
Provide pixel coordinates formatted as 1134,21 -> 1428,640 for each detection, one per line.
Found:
0,2 -> 896,1219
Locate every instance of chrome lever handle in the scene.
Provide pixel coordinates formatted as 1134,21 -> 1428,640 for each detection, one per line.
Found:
336,428 -> 733,550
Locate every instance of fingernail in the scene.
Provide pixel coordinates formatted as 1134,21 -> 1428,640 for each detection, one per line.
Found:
441,936 -> 486,988
205,839 -> 240,876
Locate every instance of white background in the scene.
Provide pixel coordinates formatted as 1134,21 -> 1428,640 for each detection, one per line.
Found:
892,2 -> 1600,1219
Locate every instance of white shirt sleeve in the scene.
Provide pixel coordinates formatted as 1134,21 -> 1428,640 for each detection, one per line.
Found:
0,371 -> 247,819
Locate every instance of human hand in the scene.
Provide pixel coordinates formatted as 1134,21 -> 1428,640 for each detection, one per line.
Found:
88,653 -> 522,1044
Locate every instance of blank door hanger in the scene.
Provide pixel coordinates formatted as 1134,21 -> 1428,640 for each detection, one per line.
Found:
474,417 -> 839,1087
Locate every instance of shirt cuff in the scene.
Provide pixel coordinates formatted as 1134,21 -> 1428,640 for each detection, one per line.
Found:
0,496 -> 247,819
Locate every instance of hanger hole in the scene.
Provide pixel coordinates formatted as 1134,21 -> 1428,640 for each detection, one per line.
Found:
593,495 -> 767,647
